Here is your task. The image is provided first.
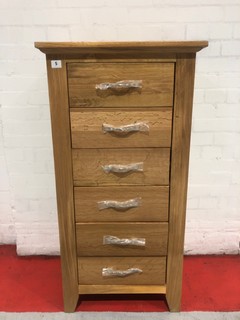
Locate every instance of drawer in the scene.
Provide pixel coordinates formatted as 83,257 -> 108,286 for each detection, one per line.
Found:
72,148 -> 170,186
78,257 -> 166,285
67,63 -> 174,108
76,223 -> 168,256
74,186 -> 169,222
70,108 -> 172,148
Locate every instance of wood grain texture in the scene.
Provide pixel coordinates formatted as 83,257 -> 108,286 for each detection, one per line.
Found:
35,42 -> 208,312
72,148 -> 170,186
76,222 -> 168,256
166,54 -> 196,312
70,108 -> 172,148
74,186 -> 169,222
67,63 -> 174,107
46,59 -> 79,312
78,285 -> 167,294
78,257 -> 166,285
35,41 -> 208,55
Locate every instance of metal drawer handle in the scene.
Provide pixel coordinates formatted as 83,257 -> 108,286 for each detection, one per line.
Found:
98,197 -> 142,210
103,235 -> 146,247
102,162 -> 143,174
102,122 -> 149,134
102,267 -> 142,278
96,80 -> 142,92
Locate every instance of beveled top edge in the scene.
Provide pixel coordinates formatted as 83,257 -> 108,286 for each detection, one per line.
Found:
34,41 -> 208,55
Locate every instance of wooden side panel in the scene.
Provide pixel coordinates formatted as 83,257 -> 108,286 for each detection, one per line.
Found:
78,257 -> 166,285
70,108 -> 172,148
72,148 -> 170,186
76,222 -> 168,256
74,186 -> 169,222
166,54 -> 196,312
46,58 -> 78,312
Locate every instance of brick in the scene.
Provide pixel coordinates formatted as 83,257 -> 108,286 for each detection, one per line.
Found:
205,89 -> 227,103
93,26 -> 119,42
0,157 -> 10,191
69,26 -> 95,41
224,6 -> 240,21
191,132 -> 214,146
0,224 -> 16,244
0,191 -> 12,222
1,0 -> 57,8
118,24 -> 186,42
209,23 -> 233,39
128,6 -> 224,23
227,90 -> 240,103
4,135 -> 52,148
153,0 -> 240,4
197,57 -> 240,73
188,184 -> 229,198
214,132 -> 240,145
47,26 -> 70,41
222,40 -> 240,56
233,23 -> 240,38
189,146 -> 202,159
201,146 -> 222,159
0,77 -> 47,92
3,120 -> 51,136
2,106 -> 43,121
0,45 -> 41,61
193,118 -> 240,132
222,146 -> 238,159
199,197 -> 218,209
186,23 -> 210,39
193,90 -> 205,103
82,8 -> 128,25
192,104 -> 216,118
216,104 -> 240,117
198,41 -> 221,57
0,26 -> 46,44
16,222 -> 59,255
57,0 -> 106,7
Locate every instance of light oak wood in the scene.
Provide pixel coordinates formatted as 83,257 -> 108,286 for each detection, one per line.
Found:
74,186 -> 169,222
76,223 -> 168,256
72,148 -> 170,186
68,63 -> 174,107
35,41 -> 208,55
166,54 -> 196,312
46,59 -> 78,312
78,285 -> 167,294
70,108 -> 172,148
35,41 -> 208,312
78,257 -> 166,285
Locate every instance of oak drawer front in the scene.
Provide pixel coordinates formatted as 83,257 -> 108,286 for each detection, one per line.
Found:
72,148 -> 170,186
67,63 -> 174,108
78,257 -> 166,285
76,223 -> 168,256
70,108 -> 172,148
74,186 -> 169,222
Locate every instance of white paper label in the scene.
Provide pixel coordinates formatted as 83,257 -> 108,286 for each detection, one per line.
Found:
51,60 -> 62,68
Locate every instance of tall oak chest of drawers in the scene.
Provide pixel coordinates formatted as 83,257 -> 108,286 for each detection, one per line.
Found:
35,41 -> 208,312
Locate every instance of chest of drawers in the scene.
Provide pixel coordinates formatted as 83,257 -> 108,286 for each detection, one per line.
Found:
35,41 -> 208,312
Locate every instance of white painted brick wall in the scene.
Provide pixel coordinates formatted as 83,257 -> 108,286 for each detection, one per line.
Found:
0,0 -> 239,255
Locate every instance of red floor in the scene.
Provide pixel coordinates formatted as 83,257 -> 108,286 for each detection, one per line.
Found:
0,245 -> 239,312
